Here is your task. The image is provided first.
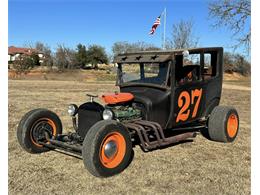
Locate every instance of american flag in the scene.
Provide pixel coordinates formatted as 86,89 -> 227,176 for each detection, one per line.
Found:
149,15 -> 161,35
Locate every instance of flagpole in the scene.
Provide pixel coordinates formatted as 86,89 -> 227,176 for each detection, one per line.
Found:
163,7 -> 166,50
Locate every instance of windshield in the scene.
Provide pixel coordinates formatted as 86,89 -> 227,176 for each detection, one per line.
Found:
118,62 -> 169,86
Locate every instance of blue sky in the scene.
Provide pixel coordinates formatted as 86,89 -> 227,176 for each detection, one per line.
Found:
8,0 -> 250,55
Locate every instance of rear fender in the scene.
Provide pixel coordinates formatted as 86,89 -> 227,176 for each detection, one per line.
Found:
203,98 -> 220,118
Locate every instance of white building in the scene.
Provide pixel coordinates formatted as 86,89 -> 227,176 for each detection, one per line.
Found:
8,46 -> 44,63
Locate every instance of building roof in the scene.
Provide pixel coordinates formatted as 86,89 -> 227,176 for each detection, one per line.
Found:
8,46 -> 43,55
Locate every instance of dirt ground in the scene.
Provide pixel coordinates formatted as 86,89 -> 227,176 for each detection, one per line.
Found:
8,78 -> 250,195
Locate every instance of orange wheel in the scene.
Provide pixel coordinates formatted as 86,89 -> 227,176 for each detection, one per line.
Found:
17,109 -> 62,154
99,132 -> 126,168
30,118 -> 57,147
227,114 -> 238,138
208,106 -> 239,143
82,120 -> 133,177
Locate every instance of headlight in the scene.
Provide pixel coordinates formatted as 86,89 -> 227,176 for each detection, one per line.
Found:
68,104 -> 78,116
102,109 -> 113,120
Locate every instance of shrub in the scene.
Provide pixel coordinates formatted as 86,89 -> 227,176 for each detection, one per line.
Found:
13,55 -> 35,74
223,52 -> 250,76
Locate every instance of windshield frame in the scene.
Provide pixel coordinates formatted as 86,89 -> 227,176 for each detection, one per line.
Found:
117,61 -> 171,89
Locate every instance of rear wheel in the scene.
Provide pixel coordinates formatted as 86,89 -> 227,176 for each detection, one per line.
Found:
208,106 -> 239,142
17,108 -> 62,153
82,120 -> 133,177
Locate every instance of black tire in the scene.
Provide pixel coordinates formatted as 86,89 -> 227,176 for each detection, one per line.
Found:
17,108 -> 62,153
82,120 -> 133,177
208,106 -> 239,143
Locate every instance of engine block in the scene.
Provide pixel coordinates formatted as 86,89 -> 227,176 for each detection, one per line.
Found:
109,105 -> 142,121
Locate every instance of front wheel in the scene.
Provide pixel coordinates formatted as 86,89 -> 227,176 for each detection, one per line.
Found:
82,120 -> 133,177
17,108 -> 62,153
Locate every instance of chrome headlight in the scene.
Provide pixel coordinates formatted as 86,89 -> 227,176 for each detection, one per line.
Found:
102,109 -> 113,120
68,104 -> 78,116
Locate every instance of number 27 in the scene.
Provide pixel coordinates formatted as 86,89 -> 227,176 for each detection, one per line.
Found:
176,88 -> 203,123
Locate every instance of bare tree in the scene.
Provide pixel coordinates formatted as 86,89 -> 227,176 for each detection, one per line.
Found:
129,41 -> 161,52
208,0 -> 251,52
35,42 -> 53,66
24,42 -> 54,66
112,41 -> 160,56
54,44 -> 77,70
223,52 -> 250,75
166,19 -> 199,49
112,41 -> 131,56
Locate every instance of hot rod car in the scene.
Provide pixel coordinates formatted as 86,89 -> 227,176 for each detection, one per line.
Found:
17,47 -> 239,177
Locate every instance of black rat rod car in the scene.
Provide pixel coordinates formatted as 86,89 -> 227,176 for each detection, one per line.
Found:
17,47 -> 239,177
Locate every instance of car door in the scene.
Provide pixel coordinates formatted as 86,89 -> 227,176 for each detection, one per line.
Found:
173,54 -> 206,127
173,79 -> 206,127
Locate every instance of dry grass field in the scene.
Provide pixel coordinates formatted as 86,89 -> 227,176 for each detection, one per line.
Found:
8,77 -> 250,195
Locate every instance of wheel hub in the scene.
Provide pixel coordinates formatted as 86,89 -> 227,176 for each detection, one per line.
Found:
227,114 -> 238,138
32,120 -> 53,142
104,140 -> 117,158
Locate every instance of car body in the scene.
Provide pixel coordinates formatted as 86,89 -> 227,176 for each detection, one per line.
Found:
17,47 -> 239,177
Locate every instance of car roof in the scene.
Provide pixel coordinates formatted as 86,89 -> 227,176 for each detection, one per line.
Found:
113,47 -> 223,63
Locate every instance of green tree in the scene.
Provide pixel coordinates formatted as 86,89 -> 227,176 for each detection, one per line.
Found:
31,52 -> 40,66
86,45 -> 108,69
76,43 -> 88,68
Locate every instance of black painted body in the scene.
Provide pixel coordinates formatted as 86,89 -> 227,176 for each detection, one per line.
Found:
119,48 -> 223,129
120,86 -> 171,128
77,47 -> 223,138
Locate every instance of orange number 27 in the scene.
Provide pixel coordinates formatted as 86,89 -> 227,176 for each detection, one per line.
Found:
176,88 -> 203,123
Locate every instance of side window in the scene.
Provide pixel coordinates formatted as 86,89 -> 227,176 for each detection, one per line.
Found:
183,54 -> 200,66
175,54 -> 200,85
202,52 -> 217,80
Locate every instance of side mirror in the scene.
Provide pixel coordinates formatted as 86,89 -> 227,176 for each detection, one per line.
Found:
182,50 -> 189,58
182,50 -> 190,66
